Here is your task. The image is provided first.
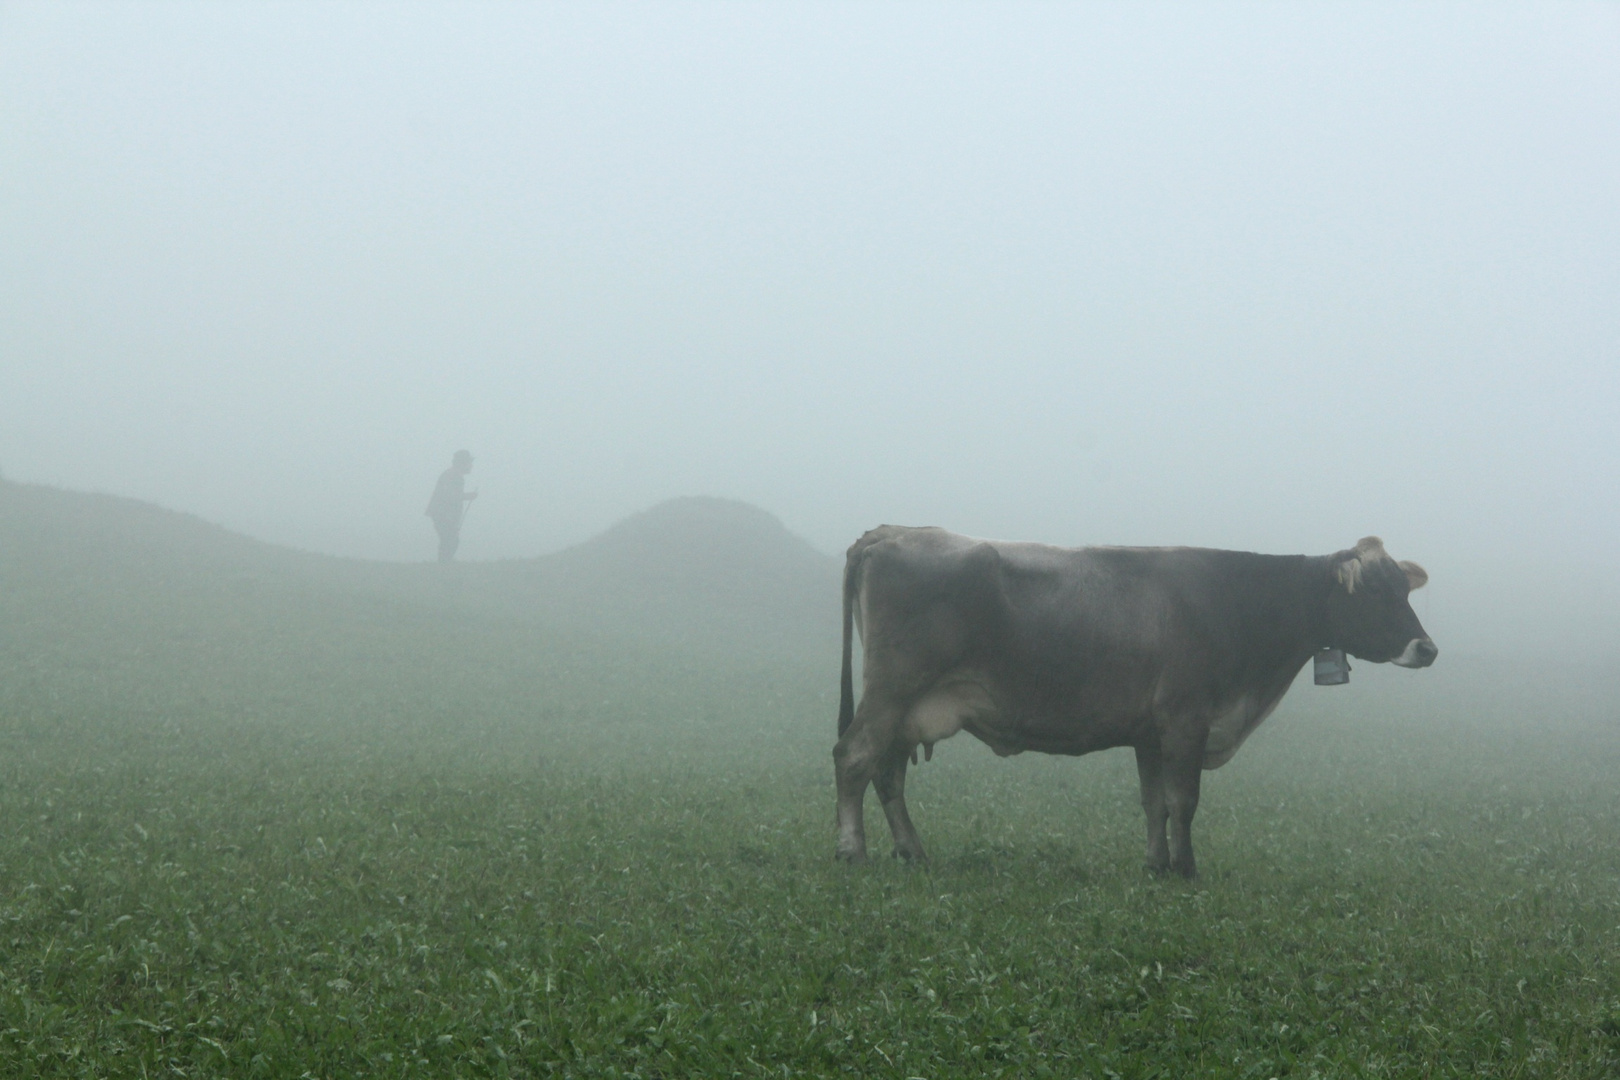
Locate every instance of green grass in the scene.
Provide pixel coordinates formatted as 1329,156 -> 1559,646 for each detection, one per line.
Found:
2,670 -> 1618,1079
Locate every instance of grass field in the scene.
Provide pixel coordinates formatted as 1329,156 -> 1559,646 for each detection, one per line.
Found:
4,669 -> 1620,1079
2,482 -> 1619,1077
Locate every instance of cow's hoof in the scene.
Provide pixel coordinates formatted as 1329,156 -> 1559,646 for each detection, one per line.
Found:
1143,860 -> 1170,877
835,849 -> 868,864
890,848 -> 928,864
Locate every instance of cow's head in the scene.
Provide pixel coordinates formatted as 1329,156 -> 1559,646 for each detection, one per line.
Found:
1324,537 -> 1437,667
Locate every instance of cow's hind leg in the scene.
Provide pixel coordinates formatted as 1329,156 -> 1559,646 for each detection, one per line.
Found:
874,750 -> 926,862
833,696 -> 907,863
1135,743 -> 1170,875
1161,728 -> 1206,880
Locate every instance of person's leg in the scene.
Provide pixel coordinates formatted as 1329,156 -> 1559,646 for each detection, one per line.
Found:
435,520 -> 460,562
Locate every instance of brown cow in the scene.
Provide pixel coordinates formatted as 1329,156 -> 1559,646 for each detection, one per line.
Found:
833,529 -> 1435,878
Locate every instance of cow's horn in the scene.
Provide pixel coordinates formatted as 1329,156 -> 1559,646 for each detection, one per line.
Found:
1336,556 -> 1363,594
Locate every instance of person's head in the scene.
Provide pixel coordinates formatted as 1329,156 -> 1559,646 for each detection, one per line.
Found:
452,449 -> 474,474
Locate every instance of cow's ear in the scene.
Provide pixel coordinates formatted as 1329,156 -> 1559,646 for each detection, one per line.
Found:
1336,555 -> 1363,594
1399,560 -> 1428,591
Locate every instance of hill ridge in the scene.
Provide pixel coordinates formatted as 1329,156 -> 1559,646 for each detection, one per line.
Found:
0,480 -> 841,728
0,479 -> 834,567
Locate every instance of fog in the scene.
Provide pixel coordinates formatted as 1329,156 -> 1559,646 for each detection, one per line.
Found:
2,3 -> 1617,660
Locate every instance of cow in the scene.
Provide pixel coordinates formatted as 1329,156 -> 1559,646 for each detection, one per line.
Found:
833,529 -> 1436,878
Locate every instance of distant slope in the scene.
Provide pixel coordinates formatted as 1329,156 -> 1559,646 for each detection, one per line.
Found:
461,497 -> 841,655
0,481 -> 841,728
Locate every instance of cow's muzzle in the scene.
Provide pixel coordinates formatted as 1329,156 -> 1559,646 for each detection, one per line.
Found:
1391,637 -> 1438,668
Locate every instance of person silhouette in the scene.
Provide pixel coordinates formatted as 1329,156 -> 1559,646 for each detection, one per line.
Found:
425,449 -> 477,562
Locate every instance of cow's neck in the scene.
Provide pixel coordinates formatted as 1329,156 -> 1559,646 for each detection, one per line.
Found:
1300,553 -> 1343,654
1217,552 -> 1332,689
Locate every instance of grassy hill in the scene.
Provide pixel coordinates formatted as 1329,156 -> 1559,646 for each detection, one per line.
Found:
0,480 -> 842,732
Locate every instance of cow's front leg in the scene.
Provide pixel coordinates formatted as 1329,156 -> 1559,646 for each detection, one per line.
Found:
874,749 -> 926,862
1134,742 -> 1169,874
1161,729 -> 1207,880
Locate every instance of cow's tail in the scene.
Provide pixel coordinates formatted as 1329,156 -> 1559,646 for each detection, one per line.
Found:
836,541 -> 862,739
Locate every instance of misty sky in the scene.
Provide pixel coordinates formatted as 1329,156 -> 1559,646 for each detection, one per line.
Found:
2,3 -> 1617,658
